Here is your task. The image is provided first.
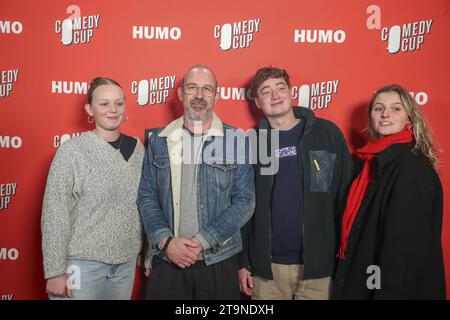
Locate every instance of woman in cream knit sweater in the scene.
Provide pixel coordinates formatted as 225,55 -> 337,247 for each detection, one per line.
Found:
41,77 -> 147,299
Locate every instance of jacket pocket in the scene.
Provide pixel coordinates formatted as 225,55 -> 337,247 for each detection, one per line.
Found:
206,162 -> 238,192
309,150 -> 336,192
153,158 -> 171,190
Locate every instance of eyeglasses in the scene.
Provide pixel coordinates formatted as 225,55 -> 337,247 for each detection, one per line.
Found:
182,84 -> 217,97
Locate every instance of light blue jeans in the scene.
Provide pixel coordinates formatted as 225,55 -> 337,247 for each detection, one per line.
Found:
49,257 -> 136,300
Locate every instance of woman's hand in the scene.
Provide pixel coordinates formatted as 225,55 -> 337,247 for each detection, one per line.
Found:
46,274 -> 71,298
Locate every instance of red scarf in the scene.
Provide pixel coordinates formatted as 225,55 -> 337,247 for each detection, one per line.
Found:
337,125 -> 414,259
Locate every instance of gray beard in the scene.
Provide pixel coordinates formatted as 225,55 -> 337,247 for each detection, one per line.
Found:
186,109 -> 211,122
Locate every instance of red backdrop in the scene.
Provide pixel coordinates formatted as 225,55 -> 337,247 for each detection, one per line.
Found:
1,0 -> 449,299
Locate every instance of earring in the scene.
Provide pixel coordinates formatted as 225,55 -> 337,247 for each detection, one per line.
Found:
88,115 -> 95,124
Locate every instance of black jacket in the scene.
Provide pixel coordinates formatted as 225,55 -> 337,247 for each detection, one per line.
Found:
332,143 -> 446,299
240,107 -> 354,279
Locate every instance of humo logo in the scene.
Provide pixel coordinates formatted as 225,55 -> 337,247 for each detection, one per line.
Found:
0,248 -> 19,260
214,18 -> 261,51
54,5 -> 100,45
294,29 -> 346,44
132,75 -> 176,106
216,87 -> 252,101
0,136 -> 22,149
381,20 -> 432,53
0,69 -> 19,98
132,26 -> 181,40
54,133 -> 82,148
292,80 -> 340,110
51,81 -> 88,95
0,20 -> 23,34
0,182 -> 18,211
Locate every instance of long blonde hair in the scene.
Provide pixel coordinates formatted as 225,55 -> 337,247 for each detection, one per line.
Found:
368,84 -> 439,168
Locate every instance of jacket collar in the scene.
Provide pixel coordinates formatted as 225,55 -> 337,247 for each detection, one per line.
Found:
375,142 -> 415,171
159,111 -> 224,139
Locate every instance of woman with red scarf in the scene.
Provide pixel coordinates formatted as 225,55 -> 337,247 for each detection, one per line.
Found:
332,85 -> 446,299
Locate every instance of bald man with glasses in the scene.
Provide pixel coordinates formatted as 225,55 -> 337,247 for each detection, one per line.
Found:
138,64 -> 255,299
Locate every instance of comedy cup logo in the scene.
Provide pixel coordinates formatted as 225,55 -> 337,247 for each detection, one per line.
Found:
54,5 -> 100,46
381,20 -> 432,54
132,75 -> 176,106
0,69 -> 19,98
291,80 -> 340,110
365,5 -> 432,54
214,18 -> 261,51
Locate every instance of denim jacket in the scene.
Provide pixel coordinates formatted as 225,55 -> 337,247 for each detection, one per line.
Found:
138,113 -> 255,265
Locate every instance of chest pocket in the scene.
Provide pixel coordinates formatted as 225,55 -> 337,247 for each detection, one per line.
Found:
309,150 -> 336,192
206,163 -> 238,192
153,158 -> 171,191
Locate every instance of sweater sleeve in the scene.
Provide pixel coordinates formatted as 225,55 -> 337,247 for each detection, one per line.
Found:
41,147 -> 78,279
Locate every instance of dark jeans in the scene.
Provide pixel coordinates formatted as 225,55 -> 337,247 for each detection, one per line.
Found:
146,255 -> 240,300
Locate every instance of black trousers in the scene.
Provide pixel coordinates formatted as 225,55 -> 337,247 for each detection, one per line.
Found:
145,255 -> 241,300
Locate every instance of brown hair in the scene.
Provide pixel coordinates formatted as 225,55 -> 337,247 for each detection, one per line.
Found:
368,84 -> 438,168
249,67 -> 291,98
87,77 -> 122,104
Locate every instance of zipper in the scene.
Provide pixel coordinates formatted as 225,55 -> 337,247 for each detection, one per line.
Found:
299,124 -> 308,263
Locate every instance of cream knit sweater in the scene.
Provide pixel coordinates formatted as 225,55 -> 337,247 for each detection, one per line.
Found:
41,131 -> 145,279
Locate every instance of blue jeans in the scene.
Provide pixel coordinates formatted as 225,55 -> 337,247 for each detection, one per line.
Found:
49,257 -> 136,300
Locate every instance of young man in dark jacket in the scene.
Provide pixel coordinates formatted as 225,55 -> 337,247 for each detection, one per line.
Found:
239,67 -> 353,299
